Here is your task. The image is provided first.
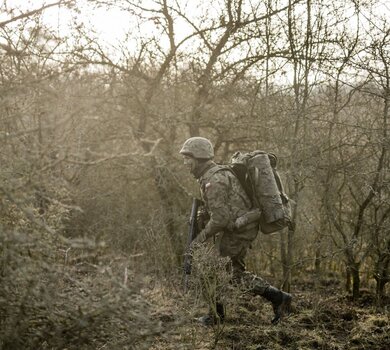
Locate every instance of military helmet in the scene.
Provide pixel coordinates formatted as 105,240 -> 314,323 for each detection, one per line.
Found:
179,137 -> 214,159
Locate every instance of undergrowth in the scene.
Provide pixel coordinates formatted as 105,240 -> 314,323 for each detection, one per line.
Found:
0,227 -> 162,350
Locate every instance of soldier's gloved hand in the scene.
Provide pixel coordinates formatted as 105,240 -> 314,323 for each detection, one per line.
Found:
191,230 -> 207,246
197,207 -> 209,230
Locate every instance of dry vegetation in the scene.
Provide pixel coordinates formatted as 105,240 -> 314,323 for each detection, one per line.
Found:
1,0 -> 390,349
2,227 -> 388,349
146,247 -> 390,350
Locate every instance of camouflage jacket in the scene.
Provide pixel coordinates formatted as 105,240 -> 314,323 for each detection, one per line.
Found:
196,161 -> 252,241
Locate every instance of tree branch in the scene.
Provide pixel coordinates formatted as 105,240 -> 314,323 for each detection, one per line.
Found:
0,1 -> 74,28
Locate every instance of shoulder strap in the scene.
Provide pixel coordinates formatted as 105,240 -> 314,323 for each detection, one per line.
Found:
202,165 -> 232,181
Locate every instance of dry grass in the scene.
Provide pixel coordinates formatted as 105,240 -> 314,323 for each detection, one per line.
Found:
1,225 -> 389,350
0,229 -> 162,350
146,263 -> 390,350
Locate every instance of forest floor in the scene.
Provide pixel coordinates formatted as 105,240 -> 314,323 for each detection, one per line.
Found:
3,237 -> 390,349
28,252 -> 389,350
141,272 -> 390,350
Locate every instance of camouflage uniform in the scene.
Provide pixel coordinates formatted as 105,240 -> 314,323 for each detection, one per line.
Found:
196,160 -> 270,294
180,137 -> 292,325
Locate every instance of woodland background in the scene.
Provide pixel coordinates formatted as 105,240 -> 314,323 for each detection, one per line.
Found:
0,0 -> 389,349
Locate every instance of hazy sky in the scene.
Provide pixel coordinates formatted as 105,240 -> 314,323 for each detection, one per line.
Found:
2,0 -> 389,61
2,0 -> 199,46
3,0 -> 390,42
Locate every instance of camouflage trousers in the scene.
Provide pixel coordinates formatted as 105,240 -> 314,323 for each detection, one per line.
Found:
216,227 -> 271,296
229,245 -> 270,295
200,232 -> 271,319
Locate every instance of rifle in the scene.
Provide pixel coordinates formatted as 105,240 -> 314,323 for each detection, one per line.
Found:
183,197 -> 201,292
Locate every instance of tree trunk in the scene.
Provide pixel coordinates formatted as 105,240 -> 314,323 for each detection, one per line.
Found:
375,278 -> 388,305
345,266 -> 351,293
280,231 -> 289,290
351,264 -> 360,300
284,225 -> 294,292
314,246 -> 321,274
374,253 -> 390,305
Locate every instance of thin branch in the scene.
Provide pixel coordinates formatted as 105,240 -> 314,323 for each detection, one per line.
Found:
0,1 -> 74,28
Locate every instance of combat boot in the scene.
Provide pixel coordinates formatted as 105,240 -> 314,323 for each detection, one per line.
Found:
262,286 -> 292,324
196,302 -> 225,326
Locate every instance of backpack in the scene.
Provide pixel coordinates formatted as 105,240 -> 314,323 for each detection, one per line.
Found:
229,151 -> 292,234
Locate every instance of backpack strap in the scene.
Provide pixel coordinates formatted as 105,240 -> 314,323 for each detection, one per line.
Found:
202,164 -> 231,180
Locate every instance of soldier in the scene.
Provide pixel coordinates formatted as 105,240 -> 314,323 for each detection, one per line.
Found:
180,136 -> 292,325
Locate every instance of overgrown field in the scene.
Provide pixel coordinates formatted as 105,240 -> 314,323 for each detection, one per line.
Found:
148,268 -> 390,350
1,234 -> 388,350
